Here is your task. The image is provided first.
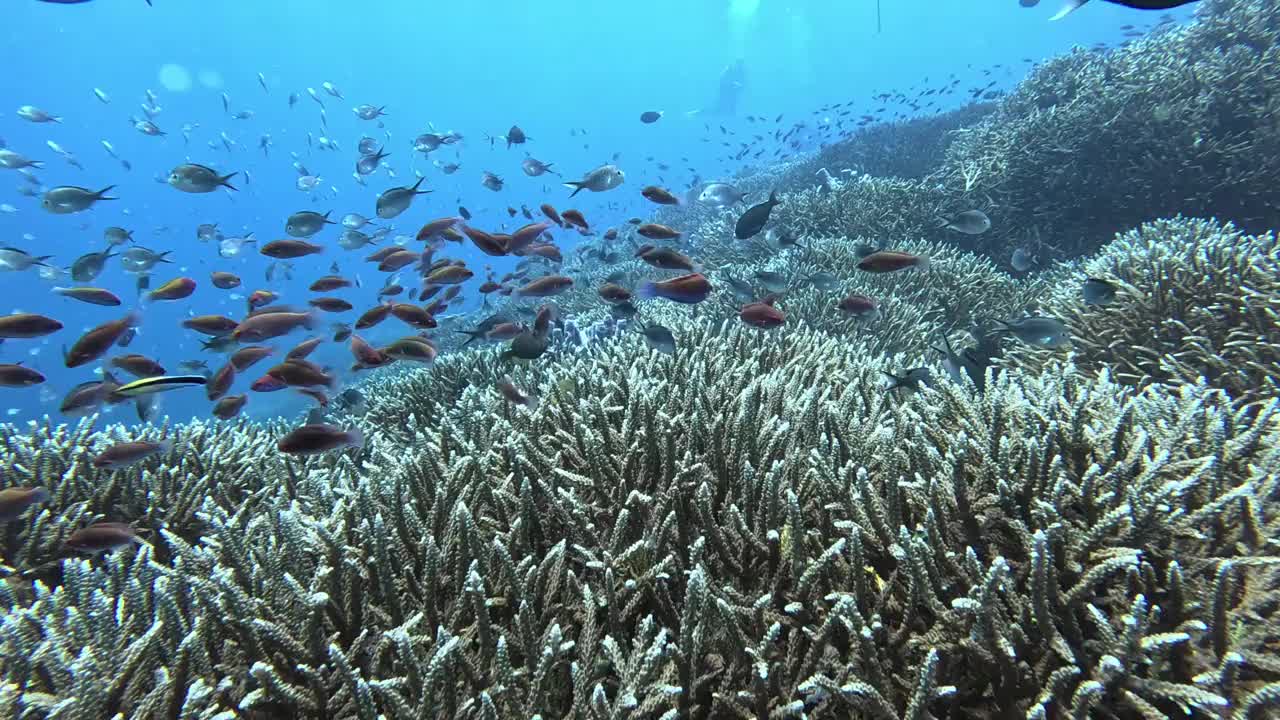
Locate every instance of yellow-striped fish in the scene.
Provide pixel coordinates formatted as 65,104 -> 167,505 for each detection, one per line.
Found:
109,374 -> 207,399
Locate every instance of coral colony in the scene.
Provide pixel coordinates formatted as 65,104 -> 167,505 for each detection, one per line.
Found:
4,0 -> 1280,717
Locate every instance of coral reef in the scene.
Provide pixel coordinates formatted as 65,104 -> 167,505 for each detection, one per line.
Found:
3,318 -> 1279,718
5,3 -> 1280,719
1014,217 -> 1280,406
930,0 -> 1280,262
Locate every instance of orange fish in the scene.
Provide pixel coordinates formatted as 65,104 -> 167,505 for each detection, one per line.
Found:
232,312 -> 315,342
261,239 -> 324,259
382,336 -> 438,363
182,315 -> 239,336
639,246 -> 698,271
560,209 -> 588,230
510,222 -> 552,252
230,345 -> 274,371
377,250 -> 419,272
212,393 -> 247,419
210,271 -> 241,289
540,203 -> 563,226
497,376 -> 538,408
837,294 -> 878,317
247,290 -> 277,309
309,297 -> 354,313
390,303 -> 437,329
856,251 -> 929,273
427,265 -> 474,284
65,313 -> 138,368
206,362 -> 236,401
740,297 -> 785,329
641,186 -> 680,205
356,304 -> 391,330
517,275 -> 574,297
416,216 -> 461,241
637,223 -> 681,240
0,313 -> 63,339
277,424 -> 364,455
463,226 -> 509,256
638,273 -> 712,304
350,335 -> 394,369
286,337 -> 324,360
599,283 -> 632,304
309,275 -> 353,292
147,277 -> 196,302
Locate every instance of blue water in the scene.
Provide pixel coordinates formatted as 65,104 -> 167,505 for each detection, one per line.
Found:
0,0 -> 1193,424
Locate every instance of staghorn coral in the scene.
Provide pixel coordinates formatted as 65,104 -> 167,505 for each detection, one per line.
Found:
3,314 -> 1277,719
1014,217 -> 1280,405
929,0 -> 1280,262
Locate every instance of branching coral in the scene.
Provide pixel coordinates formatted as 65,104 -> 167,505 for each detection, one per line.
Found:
3,316 -> 1277,718
1014,217 -> 1280,405
929,0 -> 1280,262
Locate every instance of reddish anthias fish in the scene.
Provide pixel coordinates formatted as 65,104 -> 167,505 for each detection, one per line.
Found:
463,226 -> 509,256
638,273 -> 712,304
65,313 -> 138,368
261,239 -> 324,259
0,486 -> 49,522
200,363 -> 233,401
147,277 -> 196,301
639,247 -> 698,271
232,311 -> 315,342
856,250 -> 929,273
560,209 -> 588,230
212,394 -> 248,419
66,522 -> 140,554
277,424 -> 364,455
838,294 -> 879,317
598,283 -> 632,304
540,203 -> 564,227
182,315 -> 239,336
0,312 -> 63,339
740,297 -> 785,329
497,376 -> 538,408
637,223 -> 681,240
516,275 -> 574,297
211,271 -> 241,289
92,440 -> 172,470
416,216 -> 461,241
641,185 -> 680,205
309,275 -> 353,292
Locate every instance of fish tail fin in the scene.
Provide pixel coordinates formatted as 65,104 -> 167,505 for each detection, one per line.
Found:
880,371 -> 905,392
915,256 -> 932,271
96,185 -> 118,201
456,329 -> 485,346
411,177 -> 427,194
345,427 -> 365,450
219,173 -> 239,191
564,182 -> 584,197
1050,0 -> 1088,21
768,189 -> 779,205
637,282 -> 659,300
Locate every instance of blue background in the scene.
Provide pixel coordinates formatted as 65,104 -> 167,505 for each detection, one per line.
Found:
0,0 -> 1193,423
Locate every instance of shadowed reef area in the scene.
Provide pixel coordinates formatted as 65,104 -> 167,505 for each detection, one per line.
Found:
4,0 -> 1280,717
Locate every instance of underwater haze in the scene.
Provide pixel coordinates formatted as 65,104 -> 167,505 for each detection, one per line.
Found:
7,0 -> 1280,719
0,0 -> 1186,423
